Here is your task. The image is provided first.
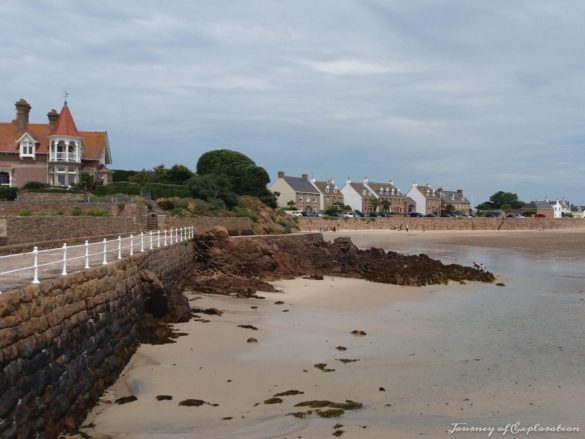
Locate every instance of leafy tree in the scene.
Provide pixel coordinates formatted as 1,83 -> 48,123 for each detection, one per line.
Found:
186,174 -> 238,209
381,199 -> 390,212
196,149 -> 275,207
112,169 -> 138,182
324,206 -> 340,216
445,204 -> 455,212
286,200 -> 296,210
166,164 -> 194,185
75,172 -> 96,192
369,197 -> 380,212
477,191 -> 525,210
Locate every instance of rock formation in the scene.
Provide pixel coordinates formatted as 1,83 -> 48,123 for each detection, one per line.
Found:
187,227 -> 495,296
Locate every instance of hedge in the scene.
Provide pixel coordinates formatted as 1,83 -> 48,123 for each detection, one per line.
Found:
0,187 -> 18,201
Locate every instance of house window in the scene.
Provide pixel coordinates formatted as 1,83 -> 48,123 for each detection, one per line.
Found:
333,188 -> 338,193
325,186 -> 330,193
20,140 -> 34,158
0,171 -> 10,186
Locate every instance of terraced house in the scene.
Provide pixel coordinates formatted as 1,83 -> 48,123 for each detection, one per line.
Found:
0,99 -> 112,188
341,178 -> 414,214
312,178 -> 344,212
270,171 -> 321,213
406,184 -> 442,215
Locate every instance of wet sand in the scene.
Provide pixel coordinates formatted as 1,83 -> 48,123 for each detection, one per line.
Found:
84,231 -> 585,438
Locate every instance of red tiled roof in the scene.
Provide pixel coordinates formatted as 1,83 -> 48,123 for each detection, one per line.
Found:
0,121 -> 108,160
50,104 -> 81,137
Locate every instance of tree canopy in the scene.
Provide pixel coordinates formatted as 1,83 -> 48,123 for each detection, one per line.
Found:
476,191 -> 525,210
196,149 -> 276,207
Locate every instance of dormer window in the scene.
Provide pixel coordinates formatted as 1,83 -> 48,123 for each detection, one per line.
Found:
18,134 -> 35,158
333,188 -> 338,194
363,189 -> 367,196
385,188 -> 390,195
325,186 -> 330,193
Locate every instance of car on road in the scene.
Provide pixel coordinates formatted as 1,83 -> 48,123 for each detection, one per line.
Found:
408,212 -> 424,217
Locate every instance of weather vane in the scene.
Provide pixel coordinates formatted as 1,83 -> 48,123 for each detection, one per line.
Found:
63,91 -> 69,105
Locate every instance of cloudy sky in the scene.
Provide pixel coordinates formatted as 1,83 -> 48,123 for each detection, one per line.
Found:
1,0 -> 585,204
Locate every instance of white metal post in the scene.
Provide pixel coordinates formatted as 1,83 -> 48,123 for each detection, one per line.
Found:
102,238 -> 108,265
164,229 -> 168,246
169,228 -> 173,245
118,236 -> 122,260
140,232 -> 145,252
84,240 -> 90,269
175,228 -> 179,243
157,230 -> 161,248
179,227 -> 183,242
61,243 -> 67,275
32,246 -> 39,284
130,234 -> 134,256
149,231 -> 153,250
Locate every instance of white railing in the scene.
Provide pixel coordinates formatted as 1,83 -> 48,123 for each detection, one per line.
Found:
0,226 -> 194,294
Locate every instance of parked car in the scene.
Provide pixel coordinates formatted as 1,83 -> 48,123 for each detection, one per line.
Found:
425,213 -> 436,217
288,210 -> 303,217
341,211 -> 354,218
506,213 -> 522,218
485,212 -> 500,218
440,211 -> 456,217
534,213 -> 547,218
408,212 -> 424,217
353,210 -> 366,217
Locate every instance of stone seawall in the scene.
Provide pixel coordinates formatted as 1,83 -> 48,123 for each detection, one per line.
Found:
0,241 -> 194,438
298,217 -> 585,231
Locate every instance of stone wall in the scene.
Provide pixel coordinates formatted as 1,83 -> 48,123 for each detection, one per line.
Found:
0,201 -> 145,219
298,217 -> 585,231
16,192 -> 87,203
0,241 -> 194,438
163,216 -> 255,235
3,216 -> 141,246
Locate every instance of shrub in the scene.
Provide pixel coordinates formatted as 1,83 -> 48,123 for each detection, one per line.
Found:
0,187 -> 18,201
87,208 -> 111,217
70,208 -> 83,216
21,181 -> 47,190
18,208 -> 32,216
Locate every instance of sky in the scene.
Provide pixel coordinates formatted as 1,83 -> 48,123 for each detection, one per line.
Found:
1,0 -> 585,204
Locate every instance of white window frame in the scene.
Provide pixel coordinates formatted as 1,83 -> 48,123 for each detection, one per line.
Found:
0,170 -> 11,187
18,134 -> 36,159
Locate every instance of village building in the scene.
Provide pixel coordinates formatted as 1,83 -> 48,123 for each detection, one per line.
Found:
0,99 -> 112,188
312,178 -> 344,212
436,188 -> 471,215
405,184 -> 442,215
269,171 -> 320,213
530,198 -> 573,218
341,178 -> 413,214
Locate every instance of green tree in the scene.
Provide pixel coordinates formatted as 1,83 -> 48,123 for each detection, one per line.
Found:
370,197 -> 380,212
166,164 -> 194,185
477,191 -> 525,210
186,174 -> 238,209
75,172 -> 95,192
196,149 -> 276,207
381,199 -> 390,213
112,169 -> 138,182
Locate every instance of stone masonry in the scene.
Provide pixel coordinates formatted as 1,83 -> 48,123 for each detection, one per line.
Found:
0,240 -> 194,438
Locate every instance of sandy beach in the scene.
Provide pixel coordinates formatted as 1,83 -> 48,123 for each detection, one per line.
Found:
83,230 -> 585,438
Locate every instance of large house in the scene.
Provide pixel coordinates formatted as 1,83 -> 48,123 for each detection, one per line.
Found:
436,188 -> 471,214
312,178 -> 344,212
405,184 -> 442,215
531,198 -> 572,218
341,178 -> 413,214
0,99 -> 112,188
270,171 -> 321,213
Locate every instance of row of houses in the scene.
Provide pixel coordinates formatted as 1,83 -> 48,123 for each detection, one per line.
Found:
270,171 -> 472,215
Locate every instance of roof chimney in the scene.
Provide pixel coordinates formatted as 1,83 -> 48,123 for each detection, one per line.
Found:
15,99 -> 31,131
302,173 -> 308,181
277,171 -> 285,178
363,177 -> 368,184
456,189 -> 463,195
346,176 -> 351,184
47,108 -> 59,130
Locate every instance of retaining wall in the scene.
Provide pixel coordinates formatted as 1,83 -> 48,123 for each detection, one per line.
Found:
163,216 -> 255,235
1,216 -> 141,246
0,240 -> 195,438
298,217 -> 585,231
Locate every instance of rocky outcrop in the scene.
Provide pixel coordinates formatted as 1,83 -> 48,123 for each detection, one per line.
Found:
186,227 -> 495,296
